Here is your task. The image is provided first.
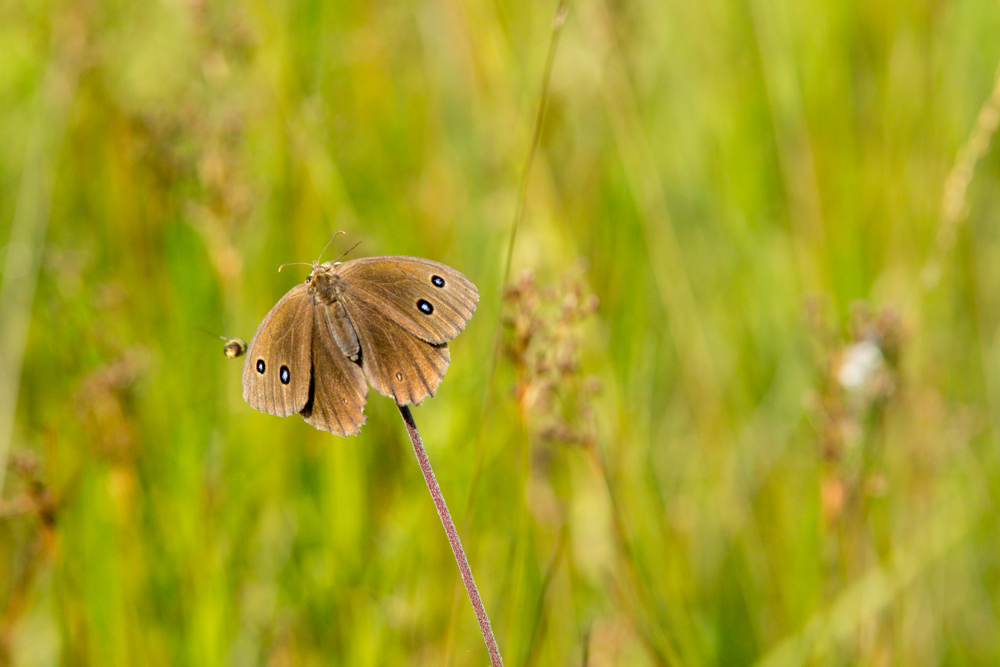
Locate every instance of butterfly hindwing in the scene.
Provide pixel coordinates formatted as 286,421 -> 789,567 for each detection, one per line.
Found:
302,304 -> 369,435
336,288 -> 451,406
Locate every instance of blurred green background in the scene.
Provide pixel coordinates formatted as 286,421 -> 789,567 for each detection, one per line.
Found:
3,0 -> 1000,664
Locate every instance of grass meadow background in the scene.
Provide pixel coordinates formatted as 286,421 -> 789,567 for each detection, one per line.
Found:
3,0 -> 1000,664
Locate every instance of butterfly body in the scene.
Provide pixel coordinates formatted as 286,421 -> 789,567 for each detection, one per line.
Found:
242,256 -> 478,436
307,265 -> 362,361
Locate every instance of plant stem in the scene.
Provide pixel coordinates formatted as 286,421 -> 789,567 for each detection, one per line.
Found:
397,404 -> 503,666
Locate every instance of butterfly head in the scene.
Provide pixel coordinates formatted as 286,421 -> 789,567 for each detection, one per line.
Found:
306,261 -> 340,303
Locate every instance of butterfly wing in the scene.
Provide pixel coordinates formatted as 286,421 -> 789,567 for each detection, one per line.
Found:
243,283 -> 370,435
242,285 -> 314,417
334,256 -> 478,406
333,256 -> 479,344
301,303 -> 368,435
336,293 -> 451,406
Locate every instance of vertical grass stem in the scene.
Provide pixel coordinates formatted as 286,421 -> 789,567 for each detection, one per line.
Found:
397,405 -> 503,666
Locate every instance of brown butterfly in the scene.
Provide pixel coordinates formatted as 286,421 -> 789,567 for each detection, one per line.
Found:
242,255 -> 478,435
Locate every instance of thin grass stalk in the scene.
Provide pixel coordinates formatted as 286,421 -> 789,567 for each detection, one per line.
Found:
397,405 -> 503,666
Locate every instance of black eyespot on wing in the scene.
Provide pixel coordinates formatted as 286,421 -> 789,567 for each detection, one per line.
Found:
280,365 -> 290,384
256,359 -> 266,374
431,275 -> 445,288
396,372 -> 403,380
417,299 -> 433,314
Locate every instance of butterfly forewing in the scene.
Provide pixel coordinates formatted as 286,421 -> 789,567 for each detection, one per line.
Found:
242,285 -> 313,416
333,256 -> 478,345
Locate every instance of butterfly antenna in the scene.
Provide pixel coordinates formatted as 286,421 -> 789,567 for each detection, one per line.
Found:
332,240 -> 362,264
277,262 -> 314,272
315,231 -> 347,264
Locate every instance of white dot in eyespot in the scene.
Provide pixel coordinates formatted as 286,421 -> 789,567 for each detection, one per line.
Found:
256,359 -> 266,374
396,372 -> 403,380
